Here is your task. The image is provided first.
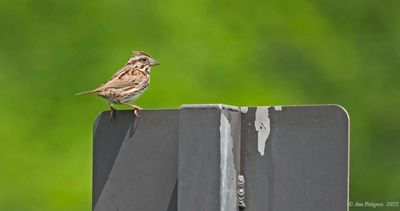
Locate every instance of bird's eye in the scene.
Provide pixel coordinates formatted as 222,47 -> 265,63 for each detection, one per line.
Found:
141,58 -> 147,62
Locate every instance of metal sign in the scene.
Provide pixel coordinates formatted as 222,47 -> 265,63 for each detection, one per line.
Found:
92,105 -> 349,211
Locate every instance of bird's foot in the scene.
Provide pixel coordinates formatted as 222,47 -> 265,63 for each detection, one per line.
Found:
132,108 -> 141,118
122,103 -> 142,118
109,107 -> 117,120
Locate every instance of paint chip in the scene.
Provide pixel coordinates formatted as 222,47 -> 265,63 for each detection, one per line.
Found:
254,107 -> 270,156
254,106 -> 283,156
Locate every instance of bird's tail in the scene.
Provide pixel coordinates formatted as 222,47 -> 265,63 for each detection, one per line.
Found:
75,89 -> 98,95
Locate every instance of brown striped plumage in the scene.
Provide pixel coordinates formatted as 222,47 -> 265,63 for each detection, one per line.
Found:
76,51 -> 159,118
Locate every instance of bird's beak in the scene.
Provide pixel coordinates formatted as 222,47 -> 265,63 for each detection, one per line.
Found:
149,58 -> 160,66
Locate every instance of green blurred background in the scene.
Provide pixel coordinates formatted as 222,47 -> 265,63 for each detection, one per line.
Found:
0,0 -> 399,210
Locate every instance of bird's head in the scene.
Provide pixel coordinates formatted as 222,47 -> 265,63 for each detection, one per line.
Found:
127,51 -> 159,73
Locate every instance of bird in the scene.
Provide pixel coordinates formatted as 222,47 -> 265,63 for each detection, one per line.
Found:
76,51 -> 159,119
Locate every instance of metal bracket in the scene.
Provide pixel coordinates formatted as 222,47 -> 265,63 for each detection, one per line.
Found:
237,174 -> 246,208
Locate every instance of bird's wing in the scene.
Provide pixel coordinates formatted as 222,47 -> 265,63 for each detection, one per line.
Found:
100,80 -> 138,89
98,66 -> 147,91
109,65 -> 129,80
98,65 -> 128,87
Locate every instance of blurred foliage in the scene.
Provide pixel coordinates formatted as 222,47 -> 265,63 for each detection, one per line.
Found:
0,0 -> 399,210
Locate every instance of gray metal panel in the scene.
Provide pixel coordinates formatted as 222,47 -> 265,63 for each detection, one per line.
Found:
241,105 -> 349,211
178,107 -> 221,210
93,110 -> 178,211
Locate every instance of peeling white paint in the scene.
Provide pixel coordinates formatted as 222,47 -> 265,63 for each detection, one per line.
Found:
254,107 -> 270,156
274,106 -> 282,111
240,107 -> 248,113
220,113 -> 237,211
254,106 -> 283,156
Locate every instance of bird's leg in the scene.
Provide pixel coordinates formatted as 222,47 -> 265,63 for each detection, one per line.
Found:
122,103 -> 142,117
109,106 -> 117,120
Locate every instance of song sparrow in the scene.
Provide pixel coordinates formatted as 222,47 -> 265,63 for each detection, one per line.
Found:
76,51 -> 159,118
